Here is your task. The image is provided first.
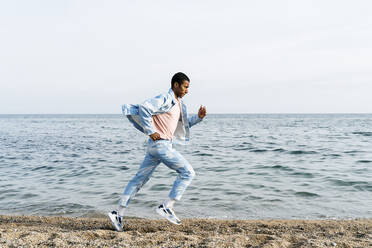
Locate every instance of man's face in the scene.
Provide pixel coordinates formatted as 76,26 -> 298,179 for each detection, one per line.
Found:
174,80 -> 189,98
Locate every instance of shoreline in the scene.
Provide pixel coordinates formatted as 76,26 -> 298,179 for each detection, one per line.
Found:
0,215 -> 371,247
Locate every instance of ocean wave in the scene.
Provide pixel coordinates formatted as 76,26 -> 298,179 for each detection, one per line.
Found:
329,179 -> 369,187
291,172 -> 314,178
251,149 -> 268,153
192,151 -> 213,156
288,150 -> 318,155
356,160 -> 372,163
352,131 -> 372,136
294,191 -> 320,197
272,148 -> 286,153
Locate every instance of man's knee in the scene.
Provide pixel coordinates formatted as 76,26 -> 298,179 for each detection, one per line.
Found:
182,166 -> 195,180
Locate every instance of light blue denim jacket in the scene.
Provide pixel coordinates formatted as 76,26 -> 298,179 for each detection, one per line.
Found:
122,88 -> 203,141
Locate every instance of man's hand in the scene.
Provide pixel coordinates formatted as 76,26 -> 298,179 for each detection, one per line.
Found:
149,132 -> 161,141
198,105 -> 207,119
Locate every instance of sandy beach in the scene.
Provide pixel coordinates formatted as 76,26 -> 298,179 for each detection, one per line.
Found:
0,215 -> 371,247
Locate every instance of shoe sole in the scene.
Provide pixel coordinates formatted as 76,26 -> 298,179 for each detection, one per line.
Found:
156,207 -> 181,225
108,212 -> 123,232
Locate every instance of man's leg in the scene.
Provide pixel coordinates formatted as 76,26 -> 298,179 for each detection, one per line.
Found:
118,151 -> 160,214
161,149 -> 195,202
109,147 -> 160,231
147,140 -> 195,202
153,141 -> 195,224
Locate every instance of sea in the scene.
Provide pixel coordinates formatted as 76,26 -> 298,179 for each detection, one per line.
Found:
0,114 -> 371,220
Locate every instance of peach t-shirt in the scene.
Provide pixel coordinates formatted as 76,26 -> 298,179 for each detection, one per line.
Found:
152,99 -> 181,140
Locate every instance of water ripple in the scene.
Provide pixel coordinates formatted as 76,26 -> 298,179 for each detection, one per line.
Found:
352,131 -> 372,136
294,191 -> 320,197
288,150 -> 318,155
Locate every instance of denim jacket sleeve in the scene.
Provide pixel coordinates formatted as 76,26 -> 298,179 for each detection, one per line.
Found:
188,114 -> 203,128
138,93 -> 169,135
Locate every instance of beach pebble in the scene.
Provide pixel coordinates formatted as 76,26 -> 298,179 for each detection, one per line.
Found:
325,241 -> 337,246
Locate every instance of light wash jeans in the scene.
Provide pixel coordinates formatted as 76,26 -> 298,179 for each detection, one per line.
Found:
119,139 -> 195,207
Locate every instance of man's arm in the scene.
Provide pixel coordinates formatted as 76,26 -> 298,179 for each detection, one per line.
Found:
188,105 -> 207,127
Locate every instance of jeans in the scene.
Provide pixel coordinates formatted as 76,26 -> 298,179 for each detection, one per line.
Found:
119,139 -> 195,207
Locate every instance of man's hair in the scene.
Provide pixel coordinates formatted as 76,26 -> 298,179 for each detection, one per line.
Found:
171,72 -> 190,88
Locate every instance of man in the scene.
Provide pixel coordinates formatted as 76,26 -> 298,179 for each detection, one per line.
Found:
109,72 -> 207,231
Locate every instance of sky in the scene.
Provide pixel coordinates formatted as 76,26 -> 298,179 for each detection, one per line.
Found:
0,0 -> 371,114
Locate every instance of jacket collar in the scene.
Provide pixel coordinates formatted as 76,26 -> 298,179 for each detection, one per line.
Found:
168,88 -> 179,105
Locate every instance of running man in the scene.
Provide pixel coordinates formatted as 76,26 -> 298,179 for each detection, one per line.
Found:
109,72 -> 207,231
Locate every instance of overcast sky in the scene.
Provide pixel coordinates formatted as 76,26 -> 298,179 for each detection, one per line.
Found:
1,0 -> 371,114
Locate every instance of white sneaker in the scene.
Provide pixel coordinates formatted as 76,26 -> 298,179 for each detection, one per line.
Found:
108,210 -> 123,231
156,204 -> 181,225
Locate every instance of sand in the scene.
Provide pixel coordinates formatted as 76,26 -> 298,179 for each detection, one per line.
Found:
0,215 -> 371,247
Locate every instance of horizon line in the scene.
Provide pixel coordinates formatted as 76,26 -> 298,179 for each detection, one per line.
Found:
1,113 -> 372,115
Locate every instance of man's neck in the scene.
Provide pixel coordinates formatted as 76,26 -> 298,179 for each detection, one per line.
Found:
172,88 -> 180,100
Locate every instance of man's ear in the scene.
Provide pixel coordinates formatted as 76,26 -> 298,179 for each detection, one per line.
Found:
174,82 -> 179,88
